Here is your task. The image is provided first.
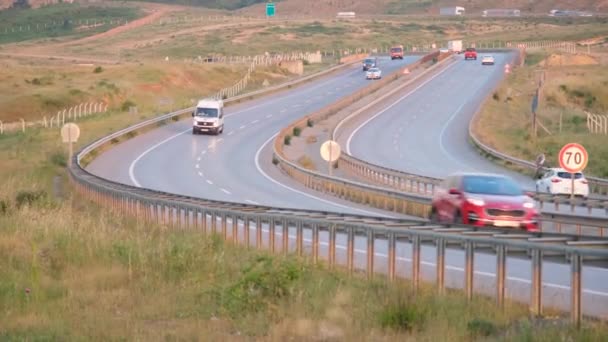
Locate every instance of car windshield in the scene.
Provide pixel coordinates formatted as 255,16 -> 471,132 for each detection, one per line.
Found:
462,175 -> 523,196
484,56 -> 493,58
557,172 -> 584,179
195,107 -> 218,117
364,59 -> 375,64
391,48 -> 402,52
368,68 -> 379,72
466,48 -> 475,51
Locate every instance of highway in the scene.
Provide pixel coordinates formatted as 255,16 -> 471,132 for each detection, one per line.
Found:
344,52 -> 607,218
87,55 -> 418,218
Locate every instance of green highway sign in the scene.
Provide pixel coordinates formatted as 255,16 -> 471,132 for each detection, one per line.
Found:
266,2 -> 275,17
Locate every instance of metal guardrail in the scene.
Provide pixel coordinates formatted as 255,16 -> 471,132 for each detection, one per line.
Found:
272,50 -> 608,236
68,51 -> 608,326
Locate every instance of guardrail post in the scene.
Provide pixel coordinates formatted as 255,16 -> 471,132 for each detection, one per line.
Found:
269,218 -> 276,253
388,231 -> 396,282
211,212 -> 218,235
465,241 -> 475,301
571,253 -> 582,327
531,249 -> 543,316
312,224 -> 319,264
222,213 -> 228,240
256,217 -> 262,249
367,229 -> 374,279
202,211 -> 208,234
436,238 -> 446,295
496,245 -> 507,308
232,215 -> 239,244
282,219 -> 289,255
244,217 -> 250,248
329,225 -> 336,269
177,206 -> 183,228
412,235 -> 421,292
296,220 -> 303,256
347,227 -> 355,275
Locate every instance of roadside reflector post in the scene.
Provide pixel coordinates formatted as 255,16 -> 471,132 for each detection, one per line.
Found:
531,249 -> 543,316
496,245 -> 507,308
571,253 -> 582,327
412,235 -> 421,293
436,238 -> 446,295
465,241 -> 474,301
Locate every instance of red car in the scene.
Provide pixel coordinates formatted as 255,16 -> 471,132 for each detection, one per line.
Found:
464,47 -> 477,60
430,173 -> 539,231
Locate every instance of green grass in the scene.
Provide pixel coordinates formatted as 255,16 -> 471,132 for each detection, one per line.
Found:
0,3 -> 141,44
120,0 -> 277,10
473,53 -> 608,178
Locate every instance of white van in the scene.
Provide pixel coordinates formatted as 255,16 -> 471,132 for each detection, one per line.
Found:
192,99 -> 224,135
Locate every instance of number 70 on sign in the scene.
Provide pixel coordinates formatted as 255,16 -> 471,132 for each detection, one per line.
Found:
558,143 -> 588,173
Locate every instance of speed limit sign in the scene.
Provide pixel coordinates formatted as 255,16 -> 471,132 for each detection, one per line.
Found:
558,143 -> 588,173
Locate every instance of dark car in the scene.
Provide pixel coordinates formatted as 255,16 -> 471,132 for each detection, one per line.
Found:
430,173 -> 539,231
362,57 -> 378,71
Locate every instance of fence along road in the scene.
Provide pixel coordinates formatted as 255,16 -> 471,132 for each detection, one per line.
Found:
70,51 -> 608,325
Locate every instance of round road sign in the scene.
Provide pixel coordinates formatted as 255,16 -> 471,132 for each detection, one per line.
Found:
61,123 -> 80,143
558,143 -> 588,173
320,140 -> 341,162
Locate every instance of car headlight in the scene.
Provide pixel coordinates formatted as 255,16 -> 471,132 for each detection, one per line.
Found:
467,198 -> 485,206
523,202 -> 535,209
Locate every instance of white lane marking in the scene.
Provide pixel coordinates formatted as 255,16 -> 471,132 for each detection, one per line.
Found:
239,125 -> 246,130
217,138 -> 223,143
129,128 -> 191,187
206,180 -> 213,185
251,119 -> 259,124
201,150 -> 206,155
197,157 -> 201,161
198,171 -> 203,177
266,114 -> 273,118
228,131 -> 235,136
280,109 -> 287,113
245,199 -> 259,205
254,132 -> 396,218
195,164 -> 200,169
220,188 -> 231,195
437,102 -> 475,171
242,225 -> 608,297
129,65 -> 368,187
346,60 -> 459,154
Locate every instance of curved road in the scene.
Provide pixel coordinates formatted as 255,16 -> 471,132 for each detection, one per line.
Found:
346,52 -> 606,218
88,55 -> 417,217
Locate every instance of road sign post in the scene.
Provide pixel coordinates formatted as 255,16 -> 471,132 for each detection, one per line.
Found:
558,143 -> 588,200
320,140 -> 341,177
266,2 -> 275,17
61,123 -> 81,167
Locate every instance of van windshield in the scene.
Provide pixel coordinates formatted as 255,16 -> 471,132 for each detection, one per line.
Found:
195,107 -> 218,118
391,48 -> 402,52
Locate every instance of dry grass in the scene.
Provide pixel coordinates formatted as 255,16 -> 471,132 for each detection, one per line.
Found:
473,51 -> 608,177
297,155 -> 317,170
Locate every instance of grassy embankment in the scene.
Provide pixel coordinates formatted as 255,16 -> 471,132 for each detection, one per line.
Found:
0,3 -> 141,44
473,51 -> 608,178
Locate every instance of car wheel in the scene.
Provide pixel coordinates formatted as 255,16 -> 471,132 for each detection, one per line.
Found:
220,125 -> 224,134
192,128 -> 197,135
453,211 -> 462,225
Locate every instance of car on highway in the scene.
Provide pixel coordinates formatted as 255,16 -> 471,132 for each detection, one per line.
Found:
481,55 -> 495,65
390,45 -> 404,60
464,47 -> 477,60
365,67 -> 382,80
535,168 -> 589,198
430,172 -> 539,231
362,57 -> 378,71
192,98 -> 224,135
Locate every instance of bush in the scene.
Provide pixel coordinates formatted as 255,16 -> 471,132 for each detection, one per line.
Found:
467,318 -> 498,337
307,118 -> 314,127
493,92 -> 500,101
303,59 -> 310,66
50,152 -> 67,167
93,66 -> 103,73
379,303 -> 422,332
293,127 -> 301,137
0,200 -> 9,215
121,100 -> 136,112
15,190 -> 47,209
126,131 -> 138,139
284,135 -> 291,145
110,138 -> 120,144
272,156 -> 279,165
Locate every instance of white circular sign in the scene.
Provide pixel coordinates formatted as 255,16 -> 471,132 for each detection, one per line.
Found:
61,123 -> 80,143
558,143 -> 588,173
320,140 -> 341,162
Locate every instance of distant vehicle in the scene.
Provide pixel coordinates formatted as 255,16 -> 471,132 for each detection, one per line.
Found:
430,173 -> 539,231
482,9 -> 521,17
390,45 -> 404,60
362,57 -> 378,71
464,47 -> 477,60
448,40 -> 463,53
366,67 -> 382,80
440,6 -> 465,16
192,99 -> 224,135
439,48 -> 449,53
535,168 -> 589,198
336,12 -> 356,19
481,55 -> 495,65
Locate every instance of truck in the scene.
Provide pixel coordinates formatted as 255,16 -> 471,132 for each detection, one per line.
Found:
448,40 -> 463,53
192,98 -> 224,135
464,47 -> 477,60
390,45 -> 404,60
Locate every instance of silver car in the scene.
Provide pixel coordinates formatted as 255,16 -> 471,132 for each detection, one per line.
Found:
366,67 -> 382,80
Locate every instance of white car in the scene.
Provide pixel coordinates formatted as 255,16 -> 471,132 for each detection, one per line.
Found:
535,168 -> 589,198
481,55 -> 495,65
366,67 -> 382,80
